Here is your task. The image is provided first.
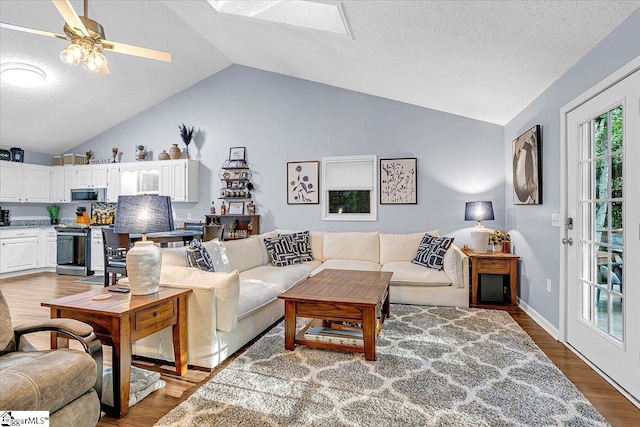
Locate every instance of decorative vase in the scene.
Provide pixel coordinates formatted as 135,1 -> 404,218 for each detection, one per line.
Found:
158,150 -> 170,161
135,145 -> 147,161
492,244 -> 501,253
502,241 -> 511,253
184,145 -> 190,160
169,144 -> 181,159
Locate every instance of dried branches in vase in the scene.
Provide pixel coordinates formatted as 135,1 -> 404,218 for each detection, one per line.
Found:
179,124 -> 195,159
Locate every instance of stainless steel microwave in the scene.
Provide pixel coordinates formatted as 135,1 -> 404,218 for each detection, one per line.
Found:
70,188 -> 107,202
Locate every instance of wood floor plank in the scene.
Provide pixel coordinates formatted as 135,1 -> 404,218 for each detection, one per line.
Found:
1,273 -> 638,426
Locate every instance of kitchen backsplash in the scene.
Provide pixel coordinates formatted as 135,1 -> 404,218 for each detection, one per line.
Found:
91,202 -> 116,225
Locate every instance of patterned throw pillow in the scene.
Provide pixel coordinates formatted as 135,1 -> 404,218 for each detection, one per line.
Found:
185,239 -> 214,272
264,234 -> 303,267
411,234 -> 454,270
280,231 -> 314,262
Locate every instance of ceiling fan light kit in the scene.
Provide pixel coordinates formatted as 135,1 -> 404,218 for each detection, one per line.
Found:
0,63 -> 46,88
2,0 -> 170,76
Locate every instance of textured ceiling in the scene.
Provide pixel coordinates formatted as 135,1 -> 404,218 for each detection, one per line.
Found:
1,1 -> 639,155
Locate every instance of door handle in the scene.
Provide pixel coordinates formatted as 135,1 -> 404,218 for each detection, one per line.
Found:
562,238 -> 573,245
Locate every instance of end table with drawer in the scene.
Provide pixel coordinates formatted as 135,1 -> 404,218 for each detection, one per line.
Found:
42,286 -> 192,417
463,249 -> 520,311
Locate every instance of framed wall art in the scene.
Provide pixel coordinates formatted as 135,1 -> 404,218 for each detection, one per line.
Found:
380,158 -> 417,204
287,161 -> 319,204
512,125 -> 542,205
229,146 -> 246,161
228,201 -> 244,215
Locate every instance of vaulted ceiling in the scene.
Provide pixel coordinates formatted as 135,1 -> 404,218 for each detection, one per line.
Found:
1,0 -> 639,155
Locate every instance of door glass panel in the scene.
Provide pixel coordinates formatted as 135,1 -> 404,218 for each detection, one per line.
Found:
594,113 -> 608,156
595,158 -> 608,199
611,154 -> 623,198
579,104 -> 624,342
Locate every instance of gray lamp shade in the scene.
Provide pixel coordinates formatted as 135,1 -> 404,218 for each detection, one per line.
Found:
114,195 -> 175,234
464,201 -> 494,222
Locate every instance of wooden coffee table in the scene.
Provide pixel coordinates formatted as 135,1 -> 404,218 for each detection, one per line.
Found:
279,269 -> 392,361
42,286 -> 192,417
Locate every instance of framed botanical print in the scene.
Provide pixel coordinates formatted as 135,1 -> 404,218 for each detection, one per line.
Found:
380,158 -> 417,204
513,125 -> 542,205
287,161 -> 319,204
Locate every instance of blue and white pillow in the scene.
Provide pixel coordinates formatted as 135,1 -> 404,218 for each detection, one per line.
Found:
264,234 -> 303,267
280,231 -> 314,262
411,234 -> 454,270
185,239 -> 214,272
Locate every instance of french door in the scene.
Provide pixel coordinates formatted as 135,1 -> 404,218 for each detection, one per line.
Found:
565,70 -> 640,401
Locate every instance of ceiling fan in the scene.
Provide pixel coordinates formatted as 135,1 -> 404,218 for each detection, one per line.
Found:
0,0 -> 171,74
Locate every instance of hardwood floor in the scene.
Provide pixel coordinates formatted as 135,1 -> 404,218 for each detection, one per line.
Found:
1,272 -> 638,426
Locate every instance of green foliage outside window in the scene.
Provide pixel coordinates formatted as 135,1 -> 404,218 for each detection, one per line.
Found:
594,106 -> 623,236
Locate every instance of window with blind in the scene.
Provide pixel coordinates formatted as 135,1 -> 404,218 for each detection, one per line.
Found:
321,155 -> 377,221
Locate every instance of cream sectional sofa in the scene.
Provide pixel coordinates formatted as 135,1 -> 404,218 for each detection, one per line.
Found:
130,230 -> 468,370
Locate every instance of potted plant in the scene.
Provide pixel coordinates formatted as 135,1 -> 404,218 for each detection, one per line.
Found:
47,204 -> 60,225
179,124 -> 195,159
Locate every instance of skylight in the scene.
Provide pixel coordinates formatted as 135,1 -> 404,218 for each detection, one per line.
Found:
207,1 -> 353,38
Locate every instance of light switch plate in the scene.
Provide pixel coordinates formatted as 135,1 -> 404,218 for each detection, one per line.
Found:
552,214 -> 561,227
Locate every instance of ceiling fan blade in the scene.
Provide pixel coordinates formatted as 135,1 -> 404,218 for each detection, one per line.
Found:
0,22 -> 69,41
52,0 -> 89,37
101,39 -> 171,63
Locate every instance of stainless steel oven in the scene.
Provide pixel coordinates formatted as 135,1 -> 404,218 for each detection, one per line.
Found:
55,225 -> 94,276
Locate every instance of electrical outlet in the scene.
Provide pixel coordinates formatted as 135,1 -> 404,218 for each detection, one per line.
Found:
547,279 -> 552,293
551,214 -> 561,227
187,213 -> 192,220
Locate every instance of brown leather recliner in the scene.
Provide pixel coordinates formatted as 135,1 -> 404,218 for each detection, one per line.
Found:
0,291 -> 103,427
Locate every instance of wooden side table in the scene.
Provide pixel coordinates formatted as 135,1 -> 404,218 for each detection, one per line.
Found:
42,286 -> 192,417
463,249 -> 520,312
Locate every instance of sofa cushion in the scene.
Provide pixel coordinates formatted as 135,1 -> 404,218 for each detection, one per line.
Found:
202,239 -> 232,273
255,231 -> 278,265
379,230 -> 440,264
280,231 -> 314,262
277,229 -> 324,261
323,232 -> 379,263
310,259 -> 381,276
240,261 -> 320,292
220,237 -> 264,272
185,239 -> 214,272
264,234 -> 303,267
156,266 -> 239,332
0,292 -> 15,355
238,281 -> 281,321
412,235 -> 454,270
0,348 -> 97,412
382,261 -> 453,287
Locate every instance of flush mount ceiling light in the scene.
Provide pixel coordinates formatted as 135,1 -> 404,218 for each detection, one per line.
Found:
0,63 -> 46,88
208,0 -> 353,38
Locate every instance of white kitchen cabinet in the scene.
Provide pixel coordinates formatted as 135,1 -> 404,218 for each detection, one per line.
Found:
75,164 -> 110,189
106,165 -> 120,202
0,163 -> 50,203
51,168 -> 65,202
0,228 -> 39,273
39,228 -> 58,268
159,160 -> 199,202
76,165 -> 93,188
0,162 -> 23,202
91,227 -> 104,272
119,162 -> 160,196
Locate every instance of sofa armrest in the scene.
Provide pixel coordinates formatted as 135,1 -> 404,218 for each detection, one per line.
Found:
14,319 -> 103,400
146,265 -> 241,333
443,244 -> 469,289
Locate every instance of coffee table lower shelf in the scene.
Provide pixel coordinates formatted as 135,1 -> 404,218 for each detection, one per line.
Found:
294,319 -> 383,356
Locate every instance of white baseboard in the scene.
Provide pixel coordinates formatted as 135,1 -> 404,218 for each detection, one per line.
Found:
517,298 -> 560,340
0,267 -> 55,280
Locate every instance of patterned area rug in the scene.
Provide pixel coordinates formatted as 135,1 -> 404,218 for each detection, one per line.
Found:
155,306 -> 609,426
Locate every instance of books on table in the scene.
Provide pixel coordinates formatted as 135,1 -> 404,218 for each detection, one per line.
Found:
304,326 -> 363,347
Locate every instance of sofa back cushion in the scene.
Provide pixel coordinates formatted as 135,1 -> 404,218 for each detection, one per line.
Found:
255,231 -> 278,265
379,230 -> 440,264
322,232 -> 379,263
276,229 -> 324,261
220,237 -> 264,273
161,246 -> 188,267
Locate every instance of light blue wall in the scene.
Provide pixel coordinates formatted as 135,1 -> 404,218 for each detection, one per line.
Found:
504,10 -> 640,328
71,65 -> 505,242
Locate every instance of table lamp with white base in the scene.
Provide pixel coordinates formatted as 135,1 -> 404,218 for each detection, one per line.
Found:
465,201 -> 494,253
114,195 -> 174,295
